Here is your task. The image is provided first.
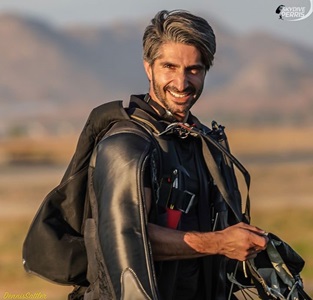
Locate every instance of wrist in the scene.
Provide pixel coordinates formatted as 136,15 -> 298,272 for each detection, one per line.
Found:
184,231 -> 220,255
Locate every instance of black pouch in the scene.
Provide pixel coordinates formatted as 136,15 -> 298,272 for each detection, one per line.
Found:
228,233 -> 311,300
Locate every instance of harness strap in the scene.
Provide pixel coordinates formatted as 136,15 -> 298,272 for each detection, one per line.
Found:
200,134 -> 246,223
159,122 -> 251,223
130,109 -> 250,225
199,127 -> 251,222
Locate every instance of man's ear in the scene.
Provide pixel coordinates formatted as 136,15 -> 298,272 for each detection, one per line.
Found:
143,60 -> 152,81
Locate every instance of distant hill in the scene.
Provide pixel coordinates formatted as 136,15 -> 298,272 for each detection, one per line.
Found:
1,13 -> 313,136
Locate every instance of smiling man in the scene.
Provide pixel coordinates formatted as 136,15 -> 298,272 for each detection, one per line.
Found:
73,10 -> 268,300
143,42 -> 205,121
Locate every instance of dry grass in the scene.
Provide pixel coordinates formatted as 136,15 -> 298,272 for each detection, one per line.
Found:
0,126 -> 313,297
0,135 -> 77,165
227,126 -> 313,155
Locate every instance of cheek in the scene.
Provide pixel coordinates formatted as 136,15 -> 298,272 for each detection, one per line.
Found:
153,74 -> 173,90
191,75 -> 205,88
157,71 -> 173,83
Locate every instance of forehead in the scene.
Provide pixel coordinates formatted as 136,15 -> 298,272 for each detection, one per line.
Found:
156,42 -> 203,66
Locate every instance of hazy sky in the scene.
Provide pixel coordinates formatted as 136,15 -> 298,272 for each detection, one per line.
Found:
0,0 -> 312,48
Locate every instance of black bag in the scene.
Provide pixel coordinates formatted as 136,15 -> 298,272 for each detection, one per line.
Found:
22,101 -> 130,285
228,233 -> 311,299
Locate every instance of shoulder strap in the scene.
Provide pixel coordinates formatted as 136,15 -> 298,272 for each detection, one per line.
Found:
128,107 -> 165,134
200,129 -> 250,223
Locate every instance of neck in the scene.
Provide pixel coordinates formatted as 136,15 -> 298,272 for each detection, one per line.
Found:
144,94 -> 179,123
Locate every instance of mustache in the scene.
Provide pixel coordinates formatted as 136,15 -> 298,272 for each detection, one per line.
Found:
165,85 -> 196,94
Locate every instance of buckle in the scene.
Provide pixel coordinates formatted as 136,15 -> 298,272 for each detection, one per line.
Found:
157,175 -> 197,214
179,191 -> 196,214
158,122 -> 201,139
168,189 -> 196,214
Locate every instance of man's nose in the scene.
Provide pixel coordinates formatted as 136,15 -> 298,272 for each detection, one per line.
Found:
173,70 -> 189,91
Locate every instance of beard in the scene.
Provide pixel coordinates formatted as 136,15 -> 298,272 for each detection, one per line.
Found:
151,73 -> 203,119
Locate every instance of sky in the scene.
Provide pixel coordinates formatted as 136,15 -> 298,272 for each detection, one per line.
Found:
0,0 -> 313,49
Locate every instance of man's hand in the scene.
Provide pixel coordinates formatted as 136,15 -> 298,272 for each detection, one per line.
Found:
214,223 -> 268,261
184,222 -> 268,261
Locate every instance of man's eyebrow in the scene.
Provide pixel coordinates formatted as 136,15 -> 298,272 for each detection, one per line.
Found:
160,61 -> 205,70
186,64 -> 205,70
161,61 -> 178,67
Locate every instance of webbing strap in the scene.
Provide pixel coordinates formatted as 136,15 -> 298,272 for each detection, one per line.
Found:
201,134 -> 250,222
200,133 -> 251,223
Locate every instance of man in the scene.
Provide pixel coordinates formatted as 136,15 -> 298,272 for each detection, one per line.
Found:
83,10 -> 268,300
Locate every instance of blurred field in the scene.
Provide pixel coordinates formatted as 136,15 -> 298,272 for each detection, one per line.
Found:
0,126 -> 313,298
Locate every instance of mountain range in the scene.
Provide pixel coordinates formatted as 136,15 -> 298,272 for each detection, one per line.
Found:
1,13 -> 313,136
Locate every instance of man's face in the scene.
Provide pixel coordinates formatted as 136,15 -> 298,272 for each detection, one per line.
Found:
144,42 -> 206,121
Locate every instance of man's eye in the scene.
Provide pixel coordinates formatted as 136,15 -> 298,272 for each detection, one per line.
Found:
189,68 -> 203,75
164,64 -> 174,69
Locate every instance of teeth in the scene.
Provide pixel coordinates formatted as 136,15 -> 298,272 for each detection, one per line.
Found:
168,90 -> 189,98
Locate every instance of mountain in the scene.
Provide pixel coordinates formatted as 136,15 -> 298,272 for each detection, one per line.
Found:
0,13 -> 313,136
200,30 -> 313,125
